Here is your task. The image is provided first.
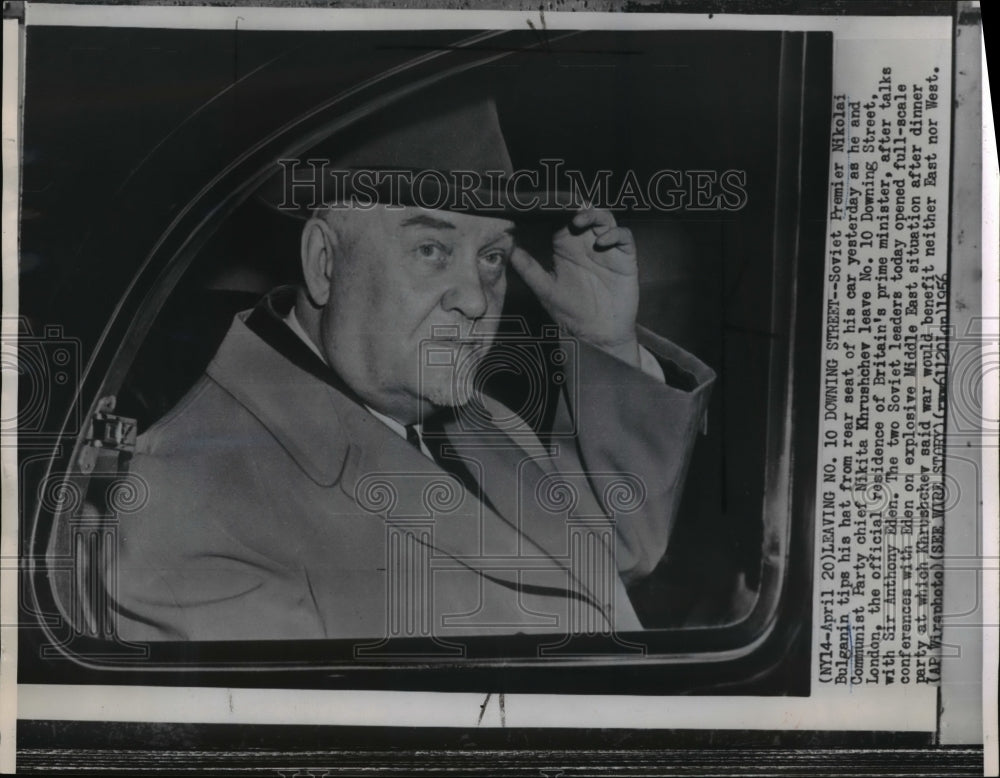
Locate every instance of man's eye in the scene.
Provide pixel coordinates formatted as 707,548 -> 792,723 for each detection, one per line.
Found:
416,243 -> 449,263
481,250 -> 508,268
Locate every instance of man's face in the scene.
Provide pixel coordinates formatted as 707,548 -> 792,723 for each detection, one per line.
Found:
310,205 -> 514,421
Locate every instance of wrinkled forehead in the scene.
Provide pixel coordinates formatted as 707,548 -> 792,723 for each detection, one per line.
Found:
317,204 -> 515,242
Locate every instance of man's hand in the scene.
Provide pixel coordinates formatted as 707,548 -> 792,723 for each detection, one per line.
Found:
510,207 -> 640,367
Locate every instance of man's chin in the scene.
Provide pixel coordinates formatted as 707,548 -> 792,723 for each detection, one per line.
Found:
423,380 -> 477,409
419,347 -> 488,408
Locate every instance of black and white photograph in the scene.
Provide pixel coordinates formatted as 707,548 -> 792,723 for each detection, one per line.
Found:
17,17 -> 829,682
1,2 -> 994,774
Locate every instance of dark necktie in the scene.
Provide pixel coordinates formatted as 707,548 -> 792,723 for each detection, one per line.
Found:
414,414 -> 499,515
403,423 -> 423,452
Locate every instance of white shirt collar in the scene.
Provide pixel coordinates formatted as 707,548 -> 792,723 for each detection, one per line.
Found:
283,307 -> 326,363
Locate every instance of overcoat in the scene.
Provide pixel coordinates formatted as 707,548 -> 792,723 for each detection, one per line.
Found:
110,290 -> 715,641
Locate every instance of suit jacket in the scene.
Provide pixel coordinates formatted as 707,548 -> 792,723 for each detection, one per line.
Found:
109,291 -> 715,641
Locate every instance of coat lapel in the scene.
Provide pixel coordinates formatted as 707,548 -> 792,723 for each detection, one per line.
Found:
205,309 -> 349,487
439,411 -> 618,619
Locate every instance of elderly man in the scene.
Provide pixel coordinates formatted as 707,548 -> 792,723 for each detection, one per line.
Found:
110,97 -> 714,642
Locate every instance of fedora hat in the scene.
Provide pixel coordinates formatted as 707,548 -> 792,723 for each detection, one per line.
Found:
258,90 -> 575,219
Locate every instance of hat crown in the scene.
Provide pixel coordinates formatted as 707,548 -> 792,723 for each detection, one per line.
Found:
262,92 -> 570,217
337,97 -> 514,175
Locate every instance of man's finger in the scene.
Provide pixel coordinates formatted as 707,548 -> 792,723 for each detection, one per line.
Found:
510,247 -> 555,299
571,207 -> 617,236
593,226 -> 635,253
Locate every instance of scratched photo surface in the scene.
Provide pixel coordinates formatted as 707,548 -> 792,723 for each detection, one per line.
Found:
17,26 -> 831,694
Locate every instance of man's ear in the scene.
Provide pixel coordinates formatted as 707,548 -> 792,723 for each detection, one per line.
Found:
300,217 -> 336,306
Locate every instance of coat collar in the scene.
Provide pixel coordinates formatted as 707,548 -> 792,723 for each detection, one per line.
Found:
205,289 -> 354,487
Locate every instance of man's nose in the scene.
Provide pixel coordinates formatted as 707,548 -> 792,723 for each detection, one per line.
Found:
441,258 -> 489,320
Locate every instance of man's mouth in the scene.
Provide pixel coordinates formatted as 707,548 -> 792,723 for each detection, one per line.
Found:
429,324 -> 480,345
436,337 -> 482,346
